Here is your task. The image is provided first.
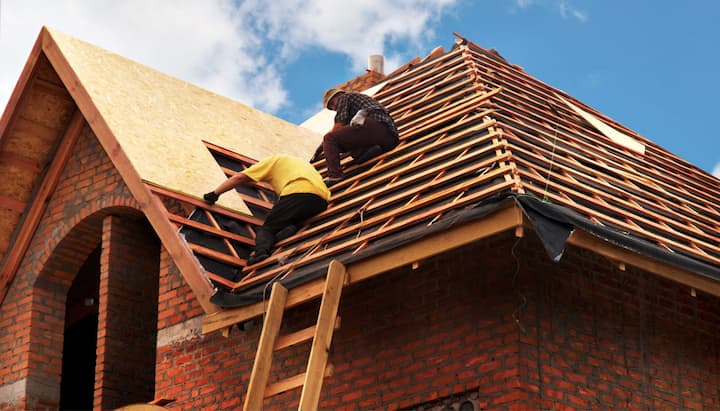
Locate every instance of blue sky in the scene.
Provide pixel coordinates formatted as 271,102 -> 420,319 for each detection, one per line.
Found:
1,0 -> 719,176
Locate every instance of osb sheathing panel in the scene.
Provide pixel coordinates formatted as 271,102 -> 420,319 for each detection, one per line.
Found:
34,54 -> 64,86
5,84 -> 73,166
0,209 -> 18,244
2,164 -> 36,201
17,88 -> 74,131
47,28 -> 322,215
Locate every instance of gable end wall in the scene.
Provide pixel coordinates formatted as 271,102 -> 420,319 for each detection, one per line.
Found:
0,123 -> 186,410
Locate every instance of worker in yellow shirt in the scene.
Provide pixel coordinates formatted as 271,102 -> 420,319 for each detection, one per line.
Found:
203,154 -> 330,266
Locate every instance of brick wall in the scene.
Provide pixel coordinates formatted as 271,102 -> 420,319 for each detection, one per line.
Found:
0,123 -> 158,410
154,232 -> 720,411
95,215 -> 160,410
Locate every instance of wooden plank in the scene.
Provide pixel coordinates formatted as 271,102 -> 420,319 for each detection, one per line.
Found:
0,30 -> 44,151
510,142 -> 720,231
0,151 -> 42,173
149,184 -> 262,226
202,279 -> 326,334
167,212 -> 255,246
275,317 -> 341,351
202,205 -> 523,334
205,272 -> 238,289
264,365 -> 334,398
567,229 -> 720,297
0,194 -> 26,212
298,260 -> 345,410
243,282 -> 288,411
187,243 -> 245,267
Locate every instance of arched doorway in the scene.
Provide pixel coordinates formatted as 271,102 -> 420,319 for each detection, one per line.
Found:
29,209 -> 160,410
59,246 -> 101,410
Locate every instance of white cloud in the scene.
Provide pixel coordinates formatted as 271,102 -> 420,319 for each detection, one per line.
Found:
559,0 -> 588,22
0,0 -> 458,116
239,0 -> 457,72
511,0 -> 588,22
713,163 -> 720,178
514,0 -> 537,8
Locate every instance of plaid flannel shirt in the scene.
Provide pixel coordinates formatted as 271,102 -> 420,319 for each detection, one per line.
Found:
334,92 -> 398,137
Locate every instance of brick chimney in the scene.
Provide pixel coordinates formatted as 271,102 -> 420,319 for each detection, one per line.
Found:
368,54 -> 384,75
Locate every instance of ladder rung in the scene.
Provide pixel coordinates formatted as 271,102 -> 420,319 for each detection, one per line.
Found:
275,317 -> 341,351
264,364 -> 334,398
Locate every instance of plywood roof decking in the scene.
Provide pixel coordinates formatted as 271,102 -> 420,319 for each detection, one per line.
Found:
43,27 -> 322,214
171,38 -> 720,309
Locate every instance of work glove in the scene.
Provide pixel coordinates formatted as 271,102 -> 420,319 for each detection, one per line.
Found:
350,109 -> 367,127
203,191 -> 219,205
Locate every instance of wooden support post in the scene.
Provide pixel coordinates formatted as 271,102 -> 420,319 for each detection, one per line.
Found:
298,260 -> 346,411
243,282 -> 288,411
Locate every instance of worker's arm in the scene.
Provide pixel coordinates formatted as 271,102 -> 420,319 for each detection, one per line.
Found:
203,172 -> 250,204
312,122 -> 346,162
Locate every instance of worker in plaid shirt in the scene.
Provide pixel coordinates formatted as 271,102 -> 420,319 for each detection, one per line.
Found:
312,88 -> 399,185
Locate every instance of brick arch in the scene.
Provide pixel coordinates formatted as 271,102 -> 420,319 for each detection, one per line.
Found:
24,203 -> 147,410
34,199 -> 142,275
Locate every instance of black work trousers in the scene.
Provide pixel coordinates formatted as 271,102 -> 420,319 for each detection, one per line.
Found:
254,193 -> 328,254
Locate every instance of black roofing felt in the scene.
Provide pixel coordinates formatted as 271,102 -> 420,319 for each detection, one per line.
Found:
203,193 -> 720,309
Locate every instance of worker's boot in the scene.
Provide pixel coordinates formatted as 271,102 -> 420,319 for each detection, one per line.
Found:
350,145 -> 383,166
247,229 -> 274,265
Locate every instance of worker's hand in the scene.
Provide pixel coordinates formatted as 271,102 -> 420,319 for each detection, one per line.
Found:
203,191 -> 219,205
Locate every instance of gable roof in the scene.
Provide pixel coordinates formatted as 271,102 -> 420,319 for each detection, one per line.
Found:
0,27 -> 319,311
192,36 -> 720,329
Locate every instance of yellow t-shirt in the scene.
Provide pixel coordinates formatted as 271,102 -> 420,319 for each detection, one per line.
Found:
242,154 -> 331,201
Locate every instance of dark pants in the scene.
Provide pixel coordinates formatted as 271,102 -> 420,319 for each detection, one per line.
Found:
322,118 -> 398,178
254,193 -> 328,254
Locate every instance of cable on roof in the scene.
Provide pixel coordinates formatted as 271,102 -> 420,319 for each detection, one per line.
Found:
542,100 -> 562,203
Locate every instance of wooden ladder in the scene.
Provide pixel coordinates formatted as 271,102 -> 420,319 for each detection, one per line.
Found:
242,260 -> 346,411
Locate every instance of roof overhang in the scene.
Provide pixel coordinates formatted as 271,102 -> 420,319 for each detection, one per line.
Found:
203,194 -> 720,334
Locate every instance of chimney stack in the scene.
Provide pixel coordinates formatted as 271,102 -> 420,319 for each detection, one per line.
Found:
368,54 -> 384,75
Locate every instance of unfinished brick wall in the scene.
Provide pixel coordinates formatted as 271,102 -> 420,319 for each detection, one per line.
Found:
154,232 -> 720,411
95,215 -> 160,410
517,243 -> 720,410
0,123 -> 157,411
